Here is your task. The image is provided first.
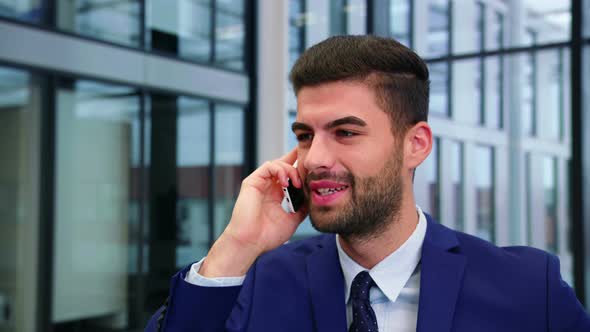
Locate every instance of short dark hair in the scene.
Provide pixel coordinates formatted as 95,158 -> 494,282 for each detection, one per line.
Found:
289,35 -> 429,138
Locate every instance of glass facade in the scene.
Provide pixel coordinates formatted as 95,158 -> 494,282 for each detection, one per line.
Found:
0,0 -> 45,22
0,66 -> 41,332
57,0 -> 141,47
389,0 -> 411,48
53,79 -> 140,328
543,156 -> 558,254
0,0 -> 250,330
450,141 -> 463,231
427,0 -> 449,58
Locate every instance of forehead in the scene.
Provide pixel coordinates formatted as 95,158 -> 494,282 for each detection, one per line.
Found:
295,80 -> 388,126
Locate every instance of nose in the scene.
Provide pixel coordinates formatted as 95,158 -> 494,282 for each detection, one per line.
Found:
301,134 -> 335,172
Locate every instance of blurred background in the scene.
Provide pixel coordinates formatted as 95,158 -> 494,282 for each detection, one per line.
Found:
0,0 -> 589,331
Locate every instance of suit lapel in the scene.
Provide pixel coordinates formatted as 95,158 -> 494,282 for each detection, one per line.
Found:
306,235 -> 348,332
417,215 -> 466,332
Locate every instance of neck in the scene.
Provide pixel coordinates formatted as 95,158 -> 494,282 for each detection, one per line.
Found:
338,198 -> 419,269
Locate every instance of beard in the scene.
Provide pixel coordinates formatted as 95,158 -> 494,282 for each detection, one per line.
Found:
304,150 -> 404,241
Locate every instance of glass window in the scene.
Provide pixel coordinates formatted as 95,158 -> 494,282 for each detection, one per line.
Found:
0,0 -> 46,22
53,79 -> 141,329
0,66 -> 41,332
174,97 -> 211,268
543,156 -> 558,253
452,0 -> 482,54
417,138 -> 440,220
585,0 -> 590,38
427,138 -> 440,220
429,61 -> 449,116
301,0 -> 366,45
146,0 -> 245,70
345,0 -> 367,35
518,1 -> 570,47
485,56 -> 503,129
537,48 -> 565,141
453,58 -> 481,124
213,104 -> 245,239
214,0 -> 245,70
488,11 -> 505,51
57,0 -> 141,47
522,51 -> 536,136
475,1 -> 484,52
427,0 -> 449,58
289,0 -> 305,69
475,145 -> 494,242
450,141 -> 464,231
147,0 -> 212,63
390,0 -> 411,47
525,152 -> 532,245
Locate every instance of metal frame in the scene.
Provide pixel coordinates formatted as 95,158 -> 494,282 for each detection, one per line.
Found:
37,73 -> 57,332
570,0 -> 587,306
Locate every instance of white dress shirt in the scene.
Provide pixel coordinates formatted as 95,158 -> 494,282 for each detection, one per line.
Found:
336,207 -> 427,331
185,207 -> 427,331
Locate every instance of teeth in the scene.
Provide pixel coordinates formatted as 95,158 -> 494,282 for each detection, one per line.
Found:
316,186 -> 348,196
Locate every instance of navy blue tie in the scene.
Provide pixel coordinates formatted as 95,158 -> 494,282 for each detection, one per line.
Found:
349,271 -> 378,332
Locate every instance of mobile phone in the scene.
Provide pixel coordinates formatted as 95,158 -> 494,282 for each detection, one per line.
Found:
282,161 -> 304,213
283,179 -> 305,213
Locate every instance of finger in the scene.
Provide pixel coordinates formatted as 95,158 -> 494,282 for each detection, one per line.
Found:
274,160 -> 302,188
278,147 -> 298,165
248,161 -> 290,188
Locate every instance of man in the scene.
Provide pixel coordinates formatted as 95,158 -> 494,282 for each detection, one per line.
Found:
145,36 -> 590,331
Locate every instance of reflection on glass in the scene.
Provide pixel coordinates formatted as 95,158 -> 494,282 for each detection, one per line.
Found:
521,1 -> 570,46
53,79 -> 140,329
344,0 -> 367,35
541,49 -> 564,141
300,0 -> 366,42
475,2 -> 484,51
488,11 -> 504,50
427,0 -> 449,57
427,138 -> 440,220
525,152 -> 532,245
522,51 -> 536,136
0,0 -> 45,22
476,145 -> 494,242
147,0 -> 245,70
453,59 -> 481,124
289,0 -> 305,69
486,56 -> 503,129
57,0 -> 141,46
390,0 -> 411,47
543,157 -> 558,253
0,67 -> 41,332
215,0 -> 245,70
429,62 -> 448,116
213,104 -> 244,239
174,97 -> 211,268
450,141 -> 463,231
147,0 -> 212,63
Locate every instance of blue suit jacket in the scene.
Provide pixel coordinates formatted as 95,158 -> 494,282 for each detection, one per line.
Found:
146,215 -> 590,331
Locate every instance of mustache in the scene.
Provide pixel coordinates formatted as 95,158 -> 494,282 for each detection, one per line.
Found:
305,171 -> 354,187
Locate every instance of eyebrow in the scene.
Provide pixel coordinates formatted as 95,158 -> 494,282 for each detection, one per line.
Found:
291,116 -> 367,133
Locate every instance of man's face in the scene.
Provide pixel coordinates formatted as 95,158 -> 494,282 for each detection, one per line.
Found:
293,80 -> 406,238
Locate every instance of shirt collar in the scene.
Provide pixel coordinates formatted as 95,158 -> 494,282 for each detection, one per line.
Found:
336,206 -> 427,303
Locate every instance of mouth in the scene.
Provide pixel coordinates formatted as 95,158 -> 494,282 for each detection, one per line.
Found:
314,185 -> 349,196
308,181 -> 350,206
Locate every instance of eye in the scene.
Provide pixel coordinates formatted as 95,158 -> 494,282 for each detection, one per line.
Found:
335,130 -> 356,137
296,133 -> 313,142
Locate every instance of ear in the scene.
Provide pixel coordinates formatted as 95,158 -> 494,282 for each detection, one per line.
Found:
403,121 -> 432,170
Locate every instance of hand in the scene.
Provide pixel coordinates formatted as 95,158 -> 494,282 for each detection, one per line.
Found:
200,148 -> 308,277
